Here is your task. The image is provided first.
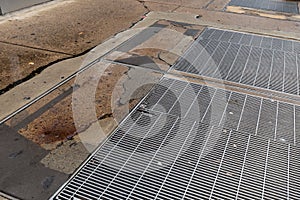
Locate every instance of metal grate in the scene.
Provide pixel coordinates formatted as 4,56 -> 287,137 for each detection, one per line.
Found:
228,0 -> 299,14
51,114 -> 300,200
173,28 -> 300,96
51,78 -> 300,199
142,78 -> 300,146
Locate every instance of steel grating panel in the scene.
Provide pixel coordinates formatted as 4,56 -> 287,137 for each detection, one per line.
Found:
142,78 -> 300,146
228,0 -> 299,14
51,112 -> 300,200
173,28 -> 300,96
52,78 -> 300,199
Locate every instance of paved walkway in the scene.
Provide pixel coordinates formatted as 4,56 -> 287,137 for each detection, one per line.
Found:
1,0 -> 300,199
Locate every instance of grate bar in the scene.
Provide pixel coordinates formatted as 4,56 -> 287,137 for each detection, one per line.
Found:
153,121 -> 196,199
125,117 -> 180,199
209,130 -> 232,198
99,113 -> 162,198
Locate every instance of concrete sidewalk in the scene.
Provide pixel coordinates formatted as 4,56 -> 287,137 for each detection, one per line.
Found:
1,0 -> 300,199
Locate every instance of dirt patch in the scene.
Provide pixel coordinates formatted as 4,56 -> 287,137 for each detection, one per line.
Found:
6,65 -> 127,148
6,63 -> 160,149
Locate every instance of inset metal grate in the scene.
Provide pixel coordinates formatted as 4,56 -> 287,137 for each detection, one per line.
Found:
228,0 -> 299,14
52,78 -> 300,200
51,114 -> 300,199
173,28 -> 300,96
142,78 -> 300,146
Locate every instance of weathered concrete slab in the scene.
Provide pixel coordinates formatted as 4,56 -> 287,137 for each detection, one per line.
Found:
0,42 -> 69,91
0,0 -> 147,55
0,26 -> 141,124
150,10 -> 300,40
0,0 -> 147,113
105,20 -> 204,72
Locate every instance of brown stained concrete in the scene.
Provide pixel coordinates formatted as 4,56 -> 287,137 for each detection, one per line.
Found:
143,2 -> 179,12
0,43 -> 69,91
3,62 -> 162,179
0,0 -> 146,55
0,0 -> 147,93
5,62 -> 161,149
8,64 -> 128,148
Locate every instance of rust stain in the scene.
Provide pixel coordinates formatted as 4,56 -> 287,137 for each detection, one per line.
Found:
18,95 -> 76,145
226,6 -> 289,20
226,6 -> 246,14
15,65 -> 132,148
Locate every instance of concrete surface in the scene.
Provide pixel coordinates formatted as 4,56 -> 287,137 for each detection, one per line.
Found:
1,0 -> 300,199
0,0 -> 147,92
0,0 -> 146,54
0,124 -> 68,200
0,43 -> 69,91
0,0 -> 52,15
40,140 -> 90,174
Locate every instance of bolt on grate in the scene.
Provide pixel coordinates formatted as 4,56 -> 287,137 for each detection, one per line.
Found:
173,28 -> 300,96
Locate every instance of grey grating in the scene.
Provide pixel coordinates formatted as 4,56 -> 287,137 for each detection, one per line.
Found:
173,28 -> 300,96
142,78 -> 300,145
52,78 -> 300,199
228,0 -> 299,14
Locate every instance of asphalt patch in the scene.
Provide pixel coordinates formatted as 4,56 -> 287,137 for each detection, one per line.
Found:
0,124 -> 68,200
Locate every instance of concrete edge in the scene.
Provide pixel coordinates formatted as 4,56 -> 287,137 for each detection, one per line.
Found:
3,10 -> 300,123
0,15 -> 158,123
0,0 -> 74,24
0,192 -> 19,200
0,0 -> 53,15
147,11 -> 300,41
